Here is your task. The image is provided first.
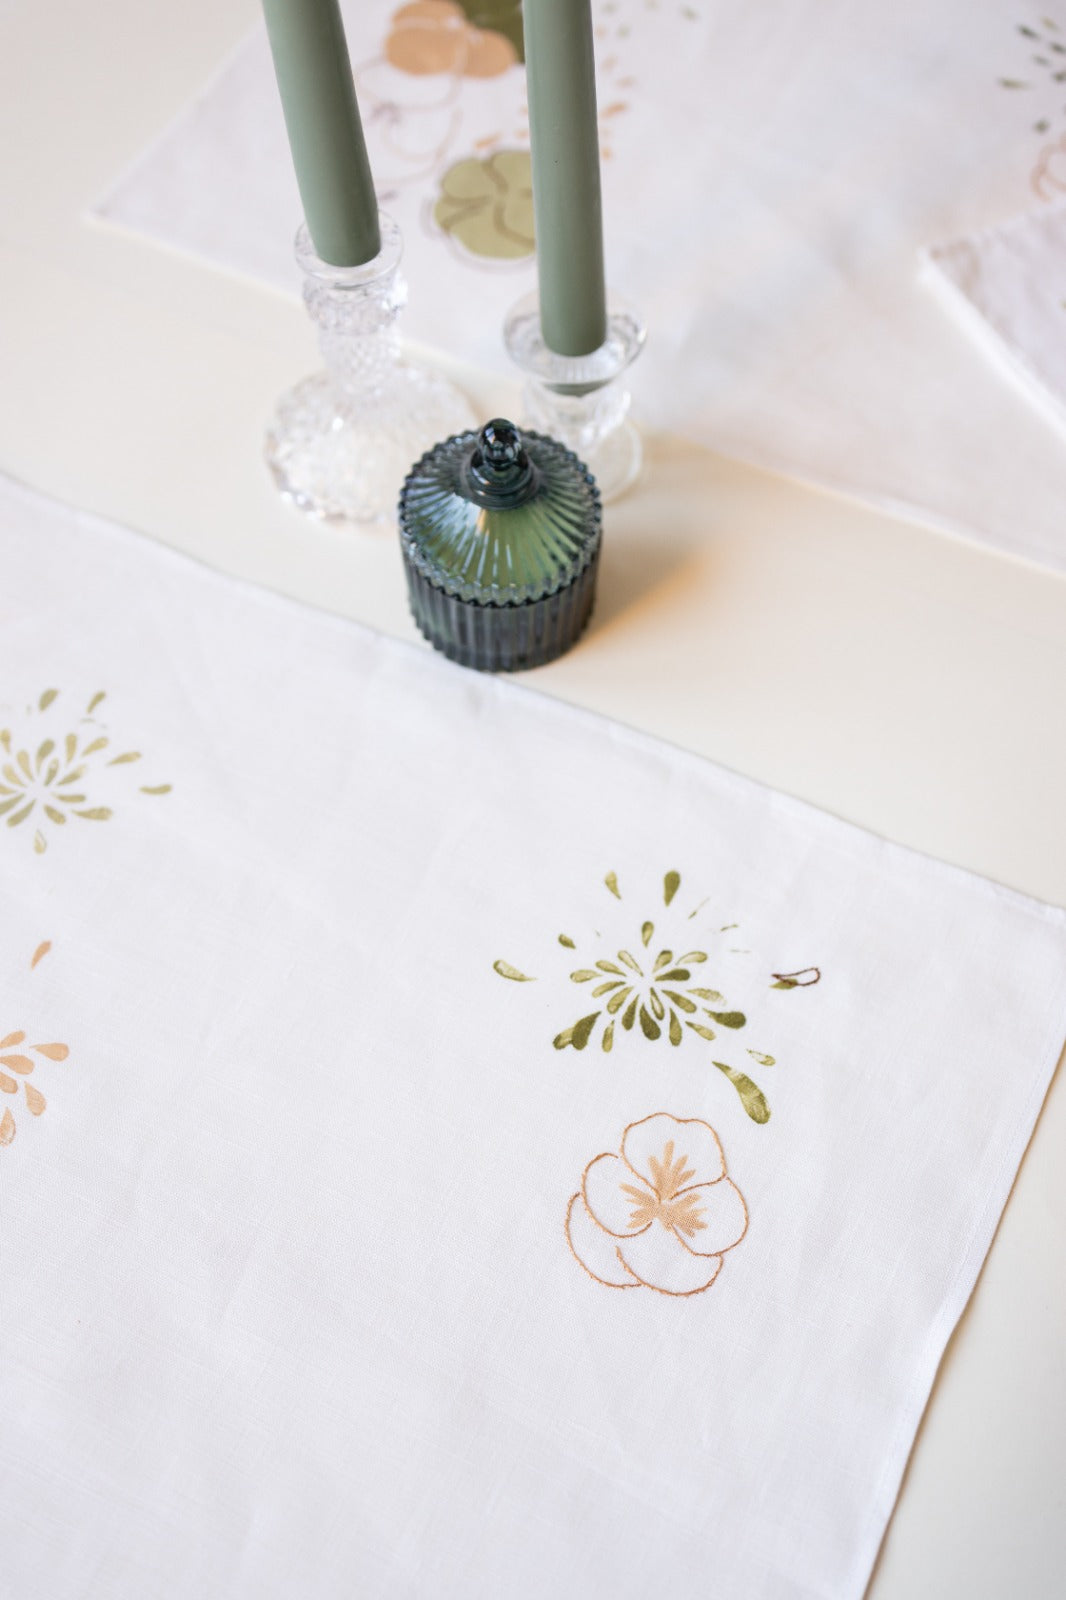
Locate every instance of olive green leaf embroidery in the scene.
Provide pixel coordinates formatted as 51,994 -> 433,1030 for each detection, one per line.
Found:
493,959 -> 534,982
552,871 -> 755,1056
0,688 -> 172,855
997,18 -> 1066,136
494,869 -> 821,1123
995,17 -> 1066,195
711,1062 -> 769,1125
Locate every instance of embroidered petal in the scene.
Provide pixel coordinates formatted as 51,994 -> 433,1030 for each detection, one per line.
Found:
670,1177 -> 748,1257
565,1195 -> 640,1290
386,4 -> 468,78
621,1112 -> 725,1191
616,1227 -> 723,1296
462,25 -> 518,79
582,1152 -> 653,1237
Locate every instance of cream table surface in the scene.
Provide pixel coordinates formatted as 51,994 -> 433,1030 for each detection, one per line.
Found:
1,3 -> 1065,1597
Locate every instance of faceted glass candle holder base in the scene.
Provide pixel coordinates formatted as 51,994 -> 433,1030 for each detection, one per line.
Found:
265,214 -> 476,526
503,292 -> 647,504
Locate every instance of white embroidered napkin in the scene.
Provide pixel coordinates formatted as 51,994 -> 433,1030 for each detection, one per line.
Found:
2,473 -> 1065,1600
927,198 -> 1066,435
93,0 -> 1066,571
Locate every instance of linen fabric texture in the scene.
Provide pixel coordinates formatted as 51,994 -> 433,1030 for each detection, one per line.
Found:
2,474 -> 1066,1599
927,198 -> 1066,437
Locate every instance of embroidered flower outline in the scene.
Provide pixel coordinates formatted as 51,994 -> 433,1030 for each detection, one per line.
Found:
566,1113 -> 748,1296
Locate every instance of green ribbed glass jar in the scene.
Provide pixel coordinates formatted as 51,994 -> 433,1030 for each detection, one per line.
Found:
398,418 -> 602,672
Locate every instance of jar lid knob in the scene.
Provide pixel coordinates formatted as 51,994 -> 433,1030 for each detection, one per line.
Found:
468,418 -> 537,503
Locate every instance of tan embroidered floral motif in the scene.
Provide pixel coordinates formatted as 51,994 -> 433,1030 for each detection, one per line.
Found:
494,869 -> 822,1123
351,2 -> 523,215
566,1113 -> 748,1296
0,688 -> 171,854
384,1 -> 515,79
0,941 -> 70,1149
386,1 -> 520,79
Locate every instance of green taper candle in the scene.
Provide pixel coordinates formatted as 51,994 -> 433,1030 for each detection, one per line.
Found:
262,0 -> 381,266
523,0 -> 608,357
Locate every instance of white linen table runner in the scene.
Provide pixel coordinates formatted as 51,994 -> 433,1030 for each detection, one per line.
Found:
95,0 -> 1066,572
2,472 -> 1065,1599
928,198 -> 1066,437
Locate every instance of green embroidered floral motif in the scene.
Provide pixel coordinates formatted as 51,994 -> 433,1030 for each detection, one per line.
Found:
0,688 -> 172,855
998,18 -> 1066,136
433,149 -> 534,260
493,869 -> 820,1123
550,871 -> 754,1058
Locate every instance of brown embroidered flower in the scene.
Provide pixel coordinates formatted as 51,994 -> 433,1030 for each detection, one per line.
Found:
566,1113 -> 749,1296
385,1 -> 518,80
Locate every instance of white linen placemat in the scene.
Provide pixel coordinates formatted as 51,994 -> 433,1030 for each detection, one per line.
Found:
2,471 -> 1065,1600
95,1 -> 1066,571
927,198 -> 1066,435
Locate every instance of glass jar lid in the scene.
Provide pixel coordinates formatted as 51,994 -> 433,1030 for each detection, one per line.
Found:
398,419 -> 602,606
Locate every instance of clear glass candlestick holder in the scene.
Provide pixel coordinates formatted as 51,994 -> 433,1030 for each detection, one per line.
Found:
503,291 -> 647,503
265,213 -> 476,525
